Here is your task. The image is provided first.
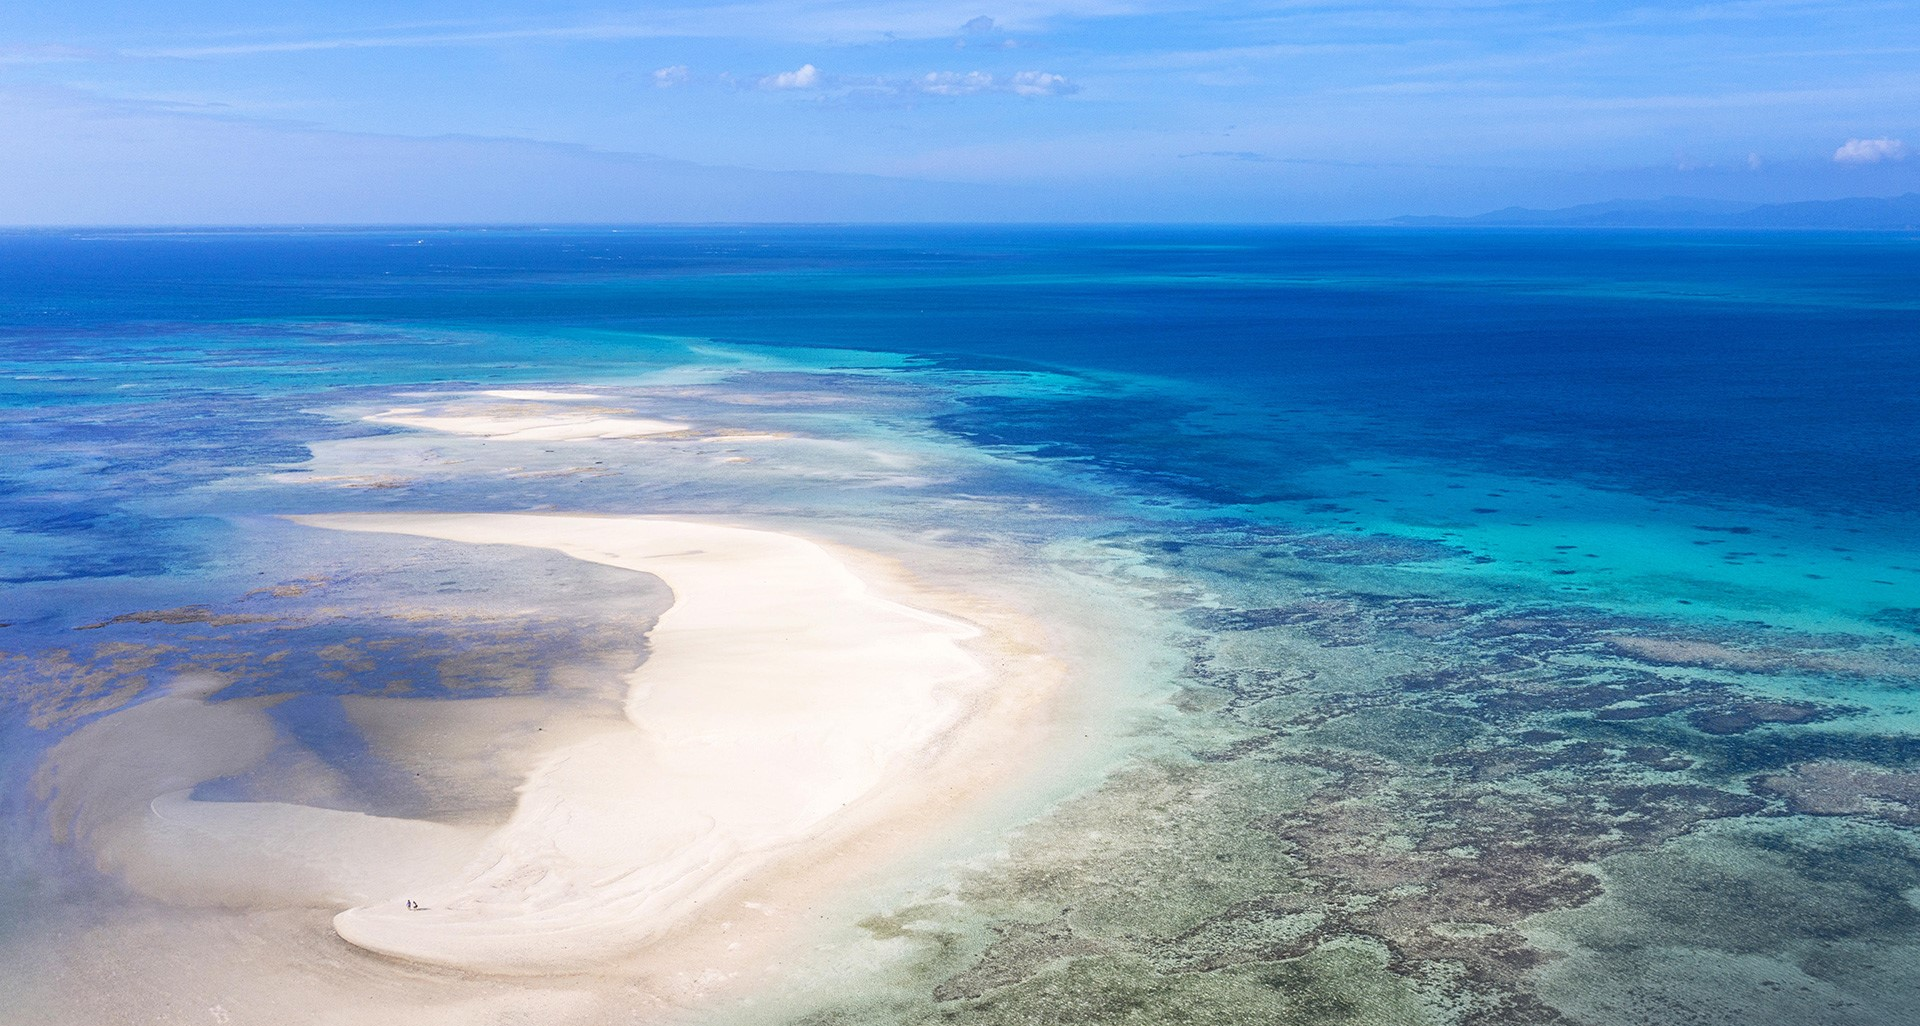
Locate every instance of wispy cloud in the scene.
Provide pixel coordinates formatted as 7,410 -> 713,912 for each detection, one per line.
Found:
1177,150 -> 1447,170
0,43 -> 102,66
916,71 -> 996,95
913,70 -> 1077,96
653,65 -> 690,88
88,1 -> 1147,60
1833,136 -> 1907,163
746,65 -> 1078,98
955,13 -> 1023,49
1123,40 -> 1423,71
127,24 -> 670,59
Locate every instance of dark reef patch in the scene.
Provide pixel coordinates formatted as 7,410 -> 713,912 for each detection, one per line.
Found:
838,522 -> 1920,1026
1757,761 -> 1920,826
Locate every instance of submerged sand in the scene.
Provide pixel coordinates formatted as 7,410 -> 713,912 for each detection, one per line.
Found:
36,513 -> 1013,978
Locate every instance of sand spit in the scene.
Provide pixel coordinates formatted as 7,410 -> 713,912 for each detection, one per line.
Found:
19,513 -> 1144,1022
367,405 -> 688,441
25,510 -> 1101,1015
478,390 -> 608,402
288,513 -> 987,974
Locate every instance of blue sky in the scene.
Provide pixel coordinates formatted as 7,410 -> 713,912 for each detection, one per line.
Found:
1,1 -> 1916,222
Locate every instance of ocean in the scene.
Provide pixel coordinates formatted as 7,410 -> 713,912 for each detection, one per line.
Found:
2,226 -> 1917,1024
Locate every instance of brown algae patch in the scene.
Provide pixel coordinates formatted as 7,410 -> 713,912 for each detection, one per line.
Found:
1,643 -> 182,728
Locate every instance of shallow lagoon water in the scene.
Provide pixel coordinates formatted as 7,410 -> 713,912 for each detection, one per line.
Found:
1,227 -> 1917,1024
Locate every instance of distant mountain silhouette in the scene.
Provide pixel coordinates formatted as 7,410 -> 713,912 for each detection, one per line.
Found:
1392,193 -> 1920,229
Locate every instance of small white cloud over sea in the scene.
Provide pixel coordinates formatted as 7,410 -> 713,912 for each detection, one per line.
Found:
917,71 -> 995,95
1008,71 -> 1072,96
761,63 -> 820,90
911,70 -> 1076,97
653,65 -> 688,88
1833,137 -> 1907,164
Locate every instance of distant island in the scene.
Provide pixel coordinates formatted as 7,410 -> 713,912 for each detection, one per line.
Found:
1393,192 -> 1920,229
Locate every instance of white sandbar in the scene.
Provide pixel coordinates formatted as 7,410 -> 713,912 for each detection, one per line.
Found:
479,390 -> 606,402
295,513 -> 984,974
367,407 -> 688,440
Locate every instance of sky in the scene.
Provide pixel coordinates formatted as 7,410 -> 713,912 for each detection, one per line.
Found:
1,1 -> 1916,223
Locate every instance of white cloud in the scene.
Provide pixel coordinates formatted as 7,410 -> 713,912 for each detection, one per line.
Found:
653,64 -> 689,87
1007,70 -> 1073,96
1833,137 -> 1908,164
761,63 -> 820,90
749,66 -> 1074,98
918,71 -> 995,95
910,70 -> 1076,97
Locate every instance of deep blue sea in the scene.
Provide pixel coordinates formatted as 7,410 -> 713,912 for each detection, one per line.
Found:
3,227 -> 1918,1025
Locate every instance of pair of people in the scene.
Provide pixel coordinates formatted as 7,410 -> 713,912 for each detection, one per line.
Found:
405,899 -> 421,910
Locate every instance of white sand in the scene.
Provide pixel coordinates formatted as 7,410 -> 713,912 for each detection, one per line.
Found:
367,406 -> 689,441
294,513 -> 985,974
19,513 -> 1159,1020
28,513 -> 1089,990
479,390 -> 607,402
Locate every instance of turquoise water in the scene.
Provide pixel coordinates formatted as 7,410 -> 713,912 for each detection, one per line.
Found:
2,227 -> 1918,1024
